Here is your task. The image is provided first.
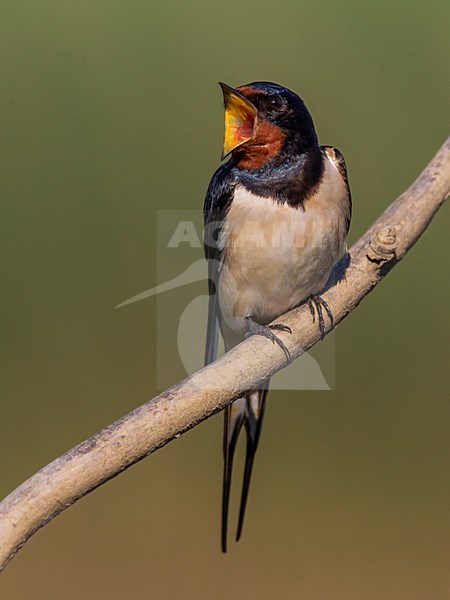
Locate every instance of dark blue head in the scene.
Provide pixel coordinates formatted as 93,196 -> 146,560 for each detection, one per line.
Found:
221,81 -> 319,169
237,81 -> 318,149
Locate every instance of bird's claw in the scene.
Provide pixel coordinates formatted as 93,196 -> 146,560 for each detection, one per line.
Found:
245,317 -> 292,362
269,323 -> 292,334
307,295 -> 334,340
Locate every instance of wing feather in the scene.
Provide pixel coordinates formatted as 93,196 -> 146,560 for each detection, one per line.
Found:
203,161 -> 235,366
323,145 -> 352,234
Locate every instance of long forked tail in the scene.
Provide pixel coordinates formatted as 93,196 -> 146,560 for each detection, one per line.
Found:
221,383 -> 269,553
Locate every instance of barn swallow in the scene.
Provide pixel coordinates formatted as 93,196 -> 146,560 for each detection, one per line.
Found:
203,81 -> 351,552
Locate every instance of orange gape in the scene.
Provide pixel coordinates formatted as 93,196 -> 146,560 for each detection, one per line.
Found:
220,82 -> 258,158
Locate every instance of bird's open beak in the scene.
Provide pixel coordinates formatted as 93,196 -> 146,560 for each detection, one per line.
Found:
219,82 -> 258,159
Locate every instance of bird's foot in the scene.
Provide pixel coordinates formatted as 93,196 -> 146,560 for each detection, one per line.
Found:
245,317 -> 291,361
307,295 -> 334,340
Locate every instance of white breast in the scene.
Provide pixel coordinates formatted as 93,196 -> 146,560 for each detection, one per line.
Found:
218,154 -> 349,346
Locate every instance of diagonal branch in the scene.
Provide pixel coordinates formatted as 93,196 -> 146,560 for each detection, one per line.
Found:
1,137 -> 449,572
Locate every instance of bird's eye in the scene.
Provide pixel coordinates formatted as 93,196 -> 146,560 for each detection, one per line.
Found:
269,96 -> 283,109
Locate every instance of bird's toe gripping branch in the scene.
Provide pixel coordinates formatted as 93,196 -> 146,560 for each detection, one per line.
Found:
245,316 -> 292,361
307,295 -> 334,340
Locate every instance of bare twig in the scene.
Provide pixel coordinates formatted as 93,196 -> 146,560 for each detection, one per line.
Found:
1,138 -> 449,572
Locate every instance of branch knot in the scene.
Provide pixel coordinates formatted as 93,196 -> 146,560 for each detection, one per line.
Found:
367,226 -> 397,263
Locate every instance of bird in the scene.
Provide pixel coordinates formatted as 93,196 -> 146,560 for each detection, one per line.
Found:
203,81 -> 351,552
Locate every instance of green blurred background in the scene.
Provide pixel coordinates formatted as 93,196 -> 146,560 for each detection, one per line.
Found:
1,1 -> 449,598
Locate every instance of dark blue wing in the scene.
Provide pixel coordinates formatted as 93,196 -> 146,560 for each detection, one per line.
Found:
323,145 -> 352,234
203,160 -> 235,366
